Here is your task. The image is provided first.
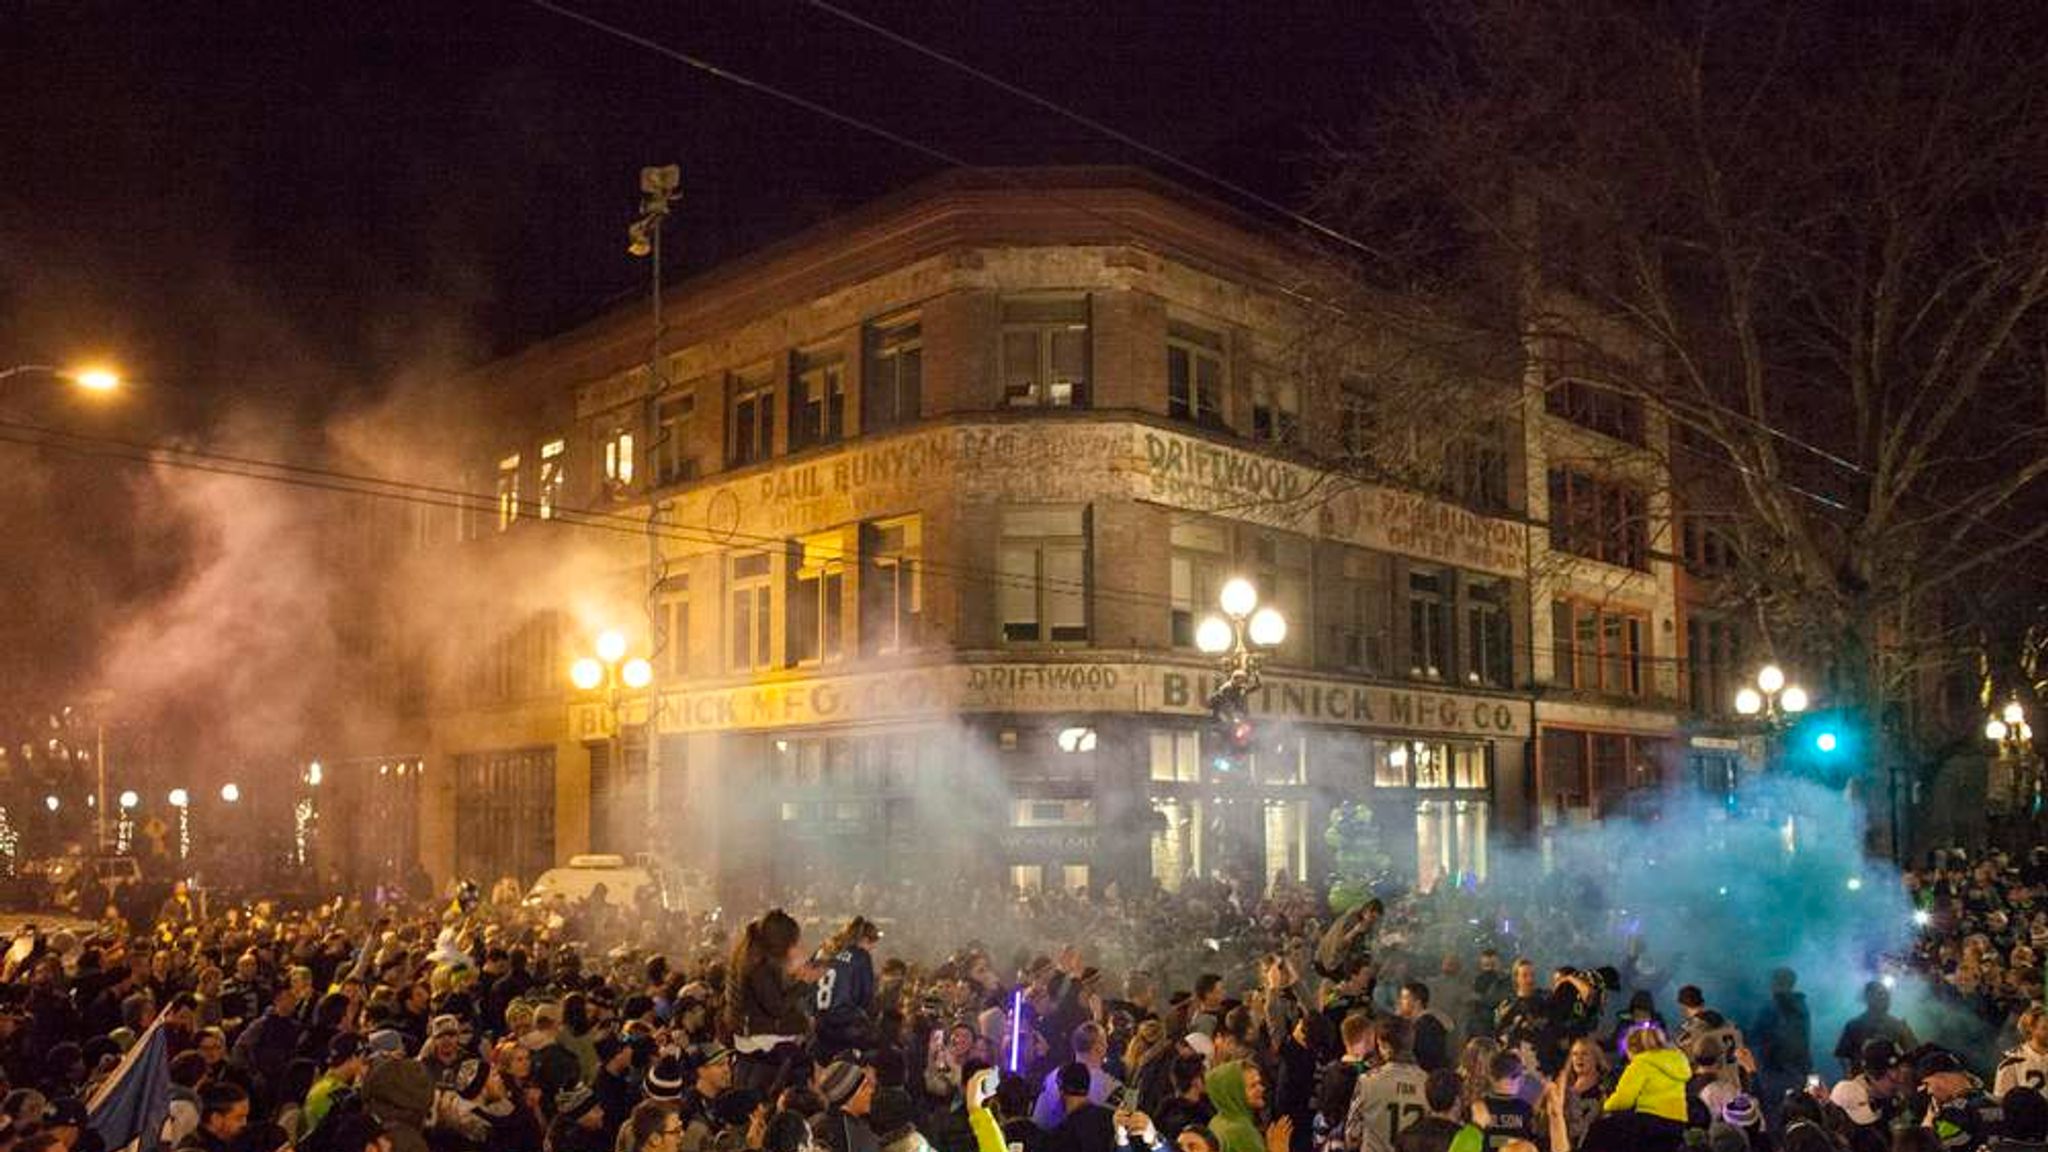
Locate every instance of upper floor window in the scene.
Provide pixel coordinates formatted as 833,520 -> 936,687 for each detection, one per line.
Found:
1000,297 -> 1088,409
1251,373 -> 1301,446
1681,513 -> 1739,576
1245,531 -> 1312,664
864,315 -> 922,432
730,371 -> 775,469
863,517 -> 922,655
1326,547 -> 1391,674
600,423 -> 636,492
1445,423 -> 1511,513
658,576 -> 689,680
998,506 -> 1088,644
653,391 -> 698,486
728,551 -> 775,672
791,349 -> 846,451
1545,377 -> 1644,445
1464,576 -> 1513,688
537,439 -> 566,520
1166,321 -> 1227,427
1548,469 -> 1649,571
788,533 -> 845,666
495,454 -> 520,530
1687,615 -> 1744,716
1407,567 -> 1452,680
1553,599 -> 1646,697
1339,382 -> 1374,460
1169,520 -> 1230,649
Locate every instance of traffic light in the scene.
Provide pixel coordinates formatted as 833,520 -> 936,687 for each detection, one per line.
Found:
1207,680 -> 1256,774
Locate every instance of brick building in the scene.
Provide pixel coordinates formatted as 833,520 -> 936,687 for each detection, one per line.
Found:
329,168 -> 1699,898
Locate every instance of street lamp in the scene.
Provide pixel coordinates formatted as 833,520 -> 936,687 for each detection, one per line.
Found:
1986,700 -> 2037,817
568,628 -> 656,852
219,783 -> 241,804
0,364 -> 122,393
1194,578 -> 1287,774
1734,663 -> 1809,725
168,788 -> 191,861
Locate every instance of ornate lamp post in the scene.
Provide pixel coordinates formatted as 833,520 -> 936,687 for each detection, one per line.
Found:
569,629 -> 654,852
1986,701 -> 2038,819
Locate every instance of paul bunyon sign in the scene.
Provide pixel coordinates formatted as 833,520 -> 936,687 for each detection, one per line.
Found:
572,662 -> 1531,741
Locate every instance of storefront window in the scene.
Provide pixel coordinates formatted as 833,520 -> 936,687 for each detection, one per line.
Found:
1263,799 -> 1308,886
1149,797 -> 1201,891
1253,734 -> 1304,785
1010,864 -> 1044,892
1148,730 -> 1201,783
1373,740 -> 1490,790
1415,798 -> 1489,892
1060,864 -> 1091,892
1374,741 -> 1411,787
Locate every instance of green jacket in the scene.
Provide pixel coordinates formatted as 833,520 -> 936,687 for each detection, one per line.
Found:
1205,1061 -> 1263,1152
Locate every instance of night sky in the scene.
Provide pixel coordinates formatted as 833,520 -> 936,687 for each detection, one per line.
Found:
3,1 -> 1415,409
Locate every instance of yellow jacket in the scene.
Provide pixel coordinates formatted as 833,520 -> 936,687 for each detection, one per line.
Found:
1603,1048 -> 1692,1123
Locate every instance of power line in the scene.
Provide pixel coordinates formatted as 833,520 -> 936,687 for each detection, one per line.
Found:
790,0 -> 1387,262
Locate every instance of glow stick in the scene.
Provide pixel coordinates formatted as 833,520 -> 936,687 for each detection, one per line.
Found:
1009,987 -> 1025,1073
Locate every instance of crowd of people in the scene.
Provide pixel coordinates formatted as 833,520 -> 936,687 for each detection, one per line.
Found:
0,845 -> 2044,1152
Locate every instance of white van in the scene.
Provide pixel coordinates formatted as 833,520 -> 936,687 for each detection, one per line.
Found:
524,854 -> 715,915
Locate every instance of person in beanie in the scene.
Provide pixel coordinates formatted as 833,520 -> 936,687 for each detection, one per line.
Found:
815,1060 -> 878,1152
421,1015 -> 469,1092
1718,1094 -> 1765,1149
868,1088 -> 925,1152
1046,1062 -> 1119,1152
646,1056 -> 687,1105
679,1046 -> 737,1152
549,1083 -> 610,1152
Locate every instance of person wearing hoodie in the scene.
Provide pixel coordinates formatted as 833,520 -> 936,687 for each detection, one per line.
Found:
363,1056 -> 436,1152
1749,969 -> 1811,1115
1204,1061 -> 1267,1152
1599,1025 -> 1691,1151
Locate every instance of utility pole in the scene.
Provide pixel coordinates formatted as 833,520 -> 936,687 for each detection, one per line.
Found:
628,165 -> 680,855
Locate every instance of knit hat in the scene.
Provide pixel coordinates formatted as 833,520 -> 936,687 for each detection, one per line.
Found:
328,1033 -> 365,1067
818,1061 -> 866,1108
1057,1063 -> 1091,1097
556,1082 -> 600,1121
428,1014 -> 464,1040
646,1056 -> 686,1101
689,1041 -> 734,1069
712,1087 -> 765,1130
366,1029 -> 407,1060
1720,1094 -> 1762,1131
869,1088 -> 917,1143
1705,1121 -> 1749,1152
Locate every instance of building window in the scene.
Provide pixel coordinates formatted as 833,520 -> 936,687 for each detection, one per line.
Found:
601,425 -> 636,490
1166,321 -> 1227,427
1251,372 -> 1301,445
1445,423 -> 1510,513
791,349 -> 846,451
1327,547 -> 1391,674
1245,531 -> 1311,663
728,551 -> 775,672
1553,600 -> 1646,697
1687,615 -> 1744,716
1254,734 -> 1305,786
1149,796 -> 1201,891
1149,730 -> 1202,783
653,391 -> 697,486
863,517 -> 921,655
788,533 -> 846,666
1373,740 -> 1411,787
998,506 -> 1089,644
1263,799 -> 1308,885
1681,513 -> 1738,576
1407,567 -> 1452,680
1338,380 -> 1380,460
495,454 -> 520,530
1548,469 -> 1648,570
1545,376 -> 1644,444
864,315 -> 921,432
1000,296 -> 1088,409
729,372 -> 775,468
1464,576 -> 1512,688
658,576 -> 689,679
1169,520 -> 1230,648
537,439 -> 566,520
1415,799 -> 1488,893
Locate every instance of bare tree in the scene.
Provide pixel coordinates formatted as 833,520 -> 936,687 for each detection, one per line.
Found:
1311,0 -> 2048,769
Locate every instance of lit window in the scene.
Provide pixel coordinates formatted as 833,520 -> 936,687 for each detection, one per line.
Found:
1251,372 -> 1300,445
1148,730 -> 1201,783
1169,521 -> 1229,649
1553,600 -> 1646,697
602,427 -> 636,489
495,454 -> 520,530
1408,567 -> 1451,680
1465,575 -> 1512,688
537,439 -> 565,520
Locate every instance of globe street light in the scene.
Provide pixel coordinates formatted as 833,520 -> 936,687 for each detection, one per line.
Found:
1735,664 -> 1808,725
568,628 -> 656,851
220,783 -> 241,803
118,791 -> 138,810
1986,700 -> 2038,817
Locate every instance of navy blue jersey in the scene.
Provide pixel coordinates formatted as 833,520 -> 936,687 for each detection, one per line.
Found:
815,948 -> 876,1020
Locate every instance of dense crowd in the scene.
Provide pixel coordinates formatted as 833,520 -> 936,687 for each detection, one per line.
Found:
0,846 -> 2046,1152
